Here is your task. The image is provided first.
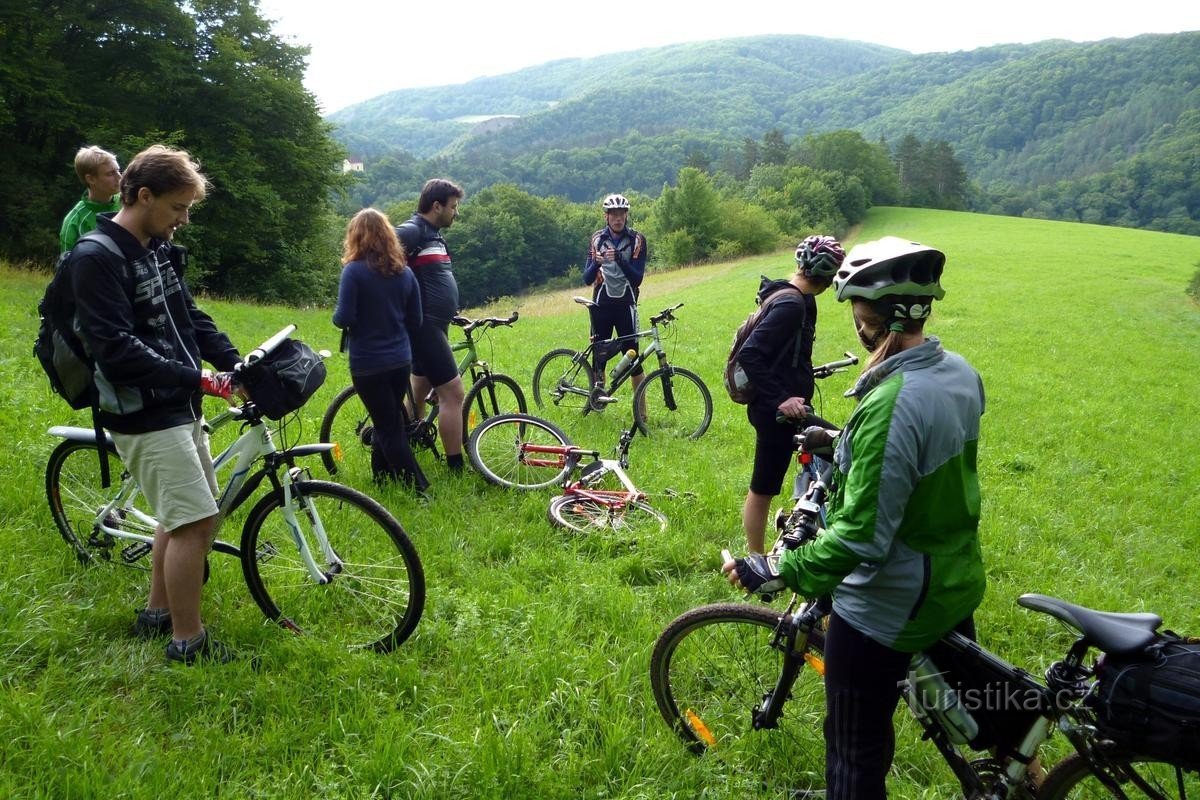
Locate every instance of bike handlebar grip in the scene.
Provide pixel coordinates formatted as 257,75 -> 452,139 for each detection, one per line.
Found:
720,548 -> 733,565
240,324 -> 296,369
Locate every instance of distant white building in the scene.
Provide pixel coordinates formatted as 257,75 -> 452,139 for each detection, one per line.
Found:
342,158 -> 364,173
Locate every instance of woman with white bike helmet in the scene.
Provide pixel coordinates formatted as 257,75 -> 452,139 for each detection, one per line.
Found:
727,236 -> 986,799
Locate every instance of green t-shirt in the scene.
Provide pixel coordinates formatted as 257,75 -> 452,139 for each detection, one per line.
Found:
59,193 -> 120,252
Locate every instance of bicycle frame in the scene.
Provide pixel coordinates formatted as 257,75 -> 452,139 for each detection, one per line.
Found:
407,313 -> 518,431
49,395 -> 340,586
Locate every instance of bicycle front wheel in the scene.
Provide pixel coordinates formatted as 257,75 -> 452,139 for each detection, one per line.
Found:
650,603 -> 828,795
1039,747 -> 1200,798
532,348 -> 594,412
318,385 -> 373,477
633,366 -> 713,440
547,495 -> 667,535
241,480 -> 425,652
45,439 -> 155,569
467,412 -> 574,490
462,373 -> 526,439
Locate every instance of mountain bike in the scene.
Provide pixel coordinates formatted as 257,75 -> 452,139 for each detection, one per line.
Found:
650,460 -> 1199,797
531,298 -> 712,440
466,412 -> 668,534
45,325 -> 425,653
320,312 -> 526,476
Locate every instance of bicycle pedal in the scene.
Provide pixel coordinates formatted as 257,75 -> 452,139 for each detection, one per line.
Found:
256,540 -> 279,564
120,541 -> 152,563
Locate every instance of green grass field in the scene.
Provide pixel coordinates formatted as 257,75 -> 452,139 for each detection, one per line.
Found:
1,207 -> 1198,798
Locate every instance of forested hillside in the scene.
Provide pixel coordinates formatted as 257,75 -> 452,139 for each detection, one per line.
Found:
333,32 -> 1200,236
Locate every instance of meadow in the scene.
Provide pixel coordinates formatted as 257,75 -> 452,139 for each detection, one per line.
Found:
1,207 -> 1197,798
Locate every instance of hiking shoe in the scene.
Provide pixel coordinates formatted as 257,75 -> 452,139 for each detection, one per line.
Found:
165,630 -> 235,665
131,608 -> 172,639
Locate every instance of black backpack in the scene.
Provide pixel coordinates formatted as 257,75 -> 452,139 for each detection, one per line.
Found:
33,232 -> 122,485
34,232 -> 121,410
1088,633 -> 1200,768
723,280 -> 802,404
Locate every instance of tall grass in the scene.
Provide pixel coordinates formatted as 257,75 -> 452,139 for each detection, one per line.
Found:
1,208 -> 1197,798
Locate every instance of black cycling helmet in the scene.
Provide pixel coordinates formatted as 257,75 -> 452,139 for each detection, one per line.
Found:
834,236 -> 946,307
795,235 -> 846,278
602,193 -> 630,212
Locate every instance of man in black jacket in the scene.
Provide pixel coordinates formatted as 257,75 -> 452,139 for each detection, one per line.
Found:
72,145 -> 242,664
739,235 -> 844,553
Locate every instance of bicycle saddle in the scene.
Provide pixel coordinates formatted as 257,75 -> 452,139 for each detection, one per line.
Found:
1018,593 -> 1162,655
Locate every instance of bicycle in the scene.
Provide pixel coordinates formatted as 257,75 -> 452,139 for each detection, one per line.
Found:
650,460 -> 1199,797
465,412 -> 668,535
531,297 -> 712,440
45,325 -> 425,653
319,312 -> 526,476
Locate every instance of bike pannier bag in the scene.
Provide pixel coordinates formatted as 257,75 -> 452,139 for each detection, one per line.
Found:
1088,634 -> 1200,767
238,338 -> 327,420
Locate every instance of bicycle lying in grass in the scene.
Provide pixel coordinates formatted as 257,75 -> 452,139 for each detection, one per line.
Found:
45,325 -> 425,653
320,312 -> 526,476
531,298 -> 712,440
465,412 -> 668,534
651,455 -> 1200,797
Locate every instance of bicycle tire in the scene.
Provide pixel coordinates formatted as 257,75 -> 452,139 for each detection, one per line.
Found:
462,373 -> 527,440
240,479 -> 425,653
547,495 -> 667,535
318,384 -> 372,476
632,365 -> 713,440
532,348 -> 594,412
650,602 -> 828,795
45,439 -> 155,569
1038,747 -> 1200,798
466,412 -> 574,490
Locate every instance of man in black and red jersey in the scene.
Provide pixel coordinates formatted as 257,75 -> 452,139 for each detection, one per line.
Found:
396,178 -> 467,471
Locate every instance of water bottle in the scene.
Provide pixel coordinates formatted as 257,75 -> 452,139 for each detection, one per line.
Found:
609,349 -> 638,380
903,653 -> 979,745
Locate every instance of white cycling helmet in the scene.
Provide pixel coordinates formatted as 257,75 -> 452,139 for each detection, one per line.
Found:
833,236 -> 946,304
602,194 -> 630,212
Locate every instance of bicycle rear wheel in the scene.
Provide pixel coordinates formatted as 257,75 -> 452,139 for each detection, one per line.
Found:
532,348 -> 594,413
318,385 -> 373,477
633,366 -> 712,440
241,479 -> 424,653
467,412 -> 574,489
45,439 -> 155,569
650,602 -> 828,795
1039,747 -> 1200,798
462,373 -> 526,439
547,495 -> 667,535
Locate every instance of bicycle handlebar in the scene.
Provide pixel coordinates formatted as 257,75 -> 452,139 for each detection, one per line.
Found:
649,302 -> 684,325
812,351 -> 859,380
238,324 -> 296,370
452,311 -> 520,333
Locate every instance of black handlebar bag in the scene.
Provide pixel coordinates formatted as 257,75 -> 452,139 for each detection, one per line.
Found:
238,339 -> 326,420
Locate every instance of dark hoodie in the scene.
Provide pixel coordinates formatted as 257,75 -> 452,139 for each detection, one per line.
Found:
738,276 -> 817,425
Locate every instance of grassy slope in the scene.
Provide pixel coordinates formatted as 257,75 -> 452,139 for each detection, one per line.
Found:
0,208 -> 1197,798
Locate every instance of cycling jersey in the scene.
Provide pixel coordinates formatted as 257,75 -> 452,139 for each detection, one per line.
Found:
396,213 -> 459,324
582,225 -> 646,305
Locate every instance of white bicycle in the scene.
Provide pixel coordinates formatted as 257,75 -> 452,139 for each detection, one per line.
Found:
44,325 -> 425,653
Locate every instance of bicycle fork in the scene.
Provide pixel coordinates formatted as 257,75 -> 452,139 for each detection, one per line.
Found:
273,470 -> 342,585
754,605 -> 827,731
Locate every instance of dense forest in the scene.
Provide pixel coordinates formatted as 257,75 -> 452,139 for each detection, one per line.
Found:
2,9 -> 1196,306
335,32 -> 1200,239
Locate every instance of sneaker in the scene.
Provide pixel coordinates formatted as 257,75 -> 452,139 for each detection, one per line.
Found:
131,608 -> 172,639
165,630 -> 235,665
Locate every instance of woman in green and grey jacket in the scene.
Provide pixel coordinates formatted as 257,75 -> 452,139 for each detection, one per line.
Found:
725,236 -> 986,800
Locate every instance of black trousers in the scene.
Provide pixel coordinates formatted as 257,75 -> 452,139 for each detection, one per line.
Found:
352,365 -> 429,491
822,611 -> 977,798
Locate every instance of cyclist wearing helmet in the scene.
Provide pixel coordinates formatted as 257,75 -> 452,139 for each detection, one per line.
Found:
582,193 -> 648,393
739,234 -> 845,554
724,236 -> 985,800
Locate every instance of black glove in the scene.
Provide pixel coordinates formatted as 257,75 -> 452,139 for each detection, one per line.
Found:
734,553 -> 787,596
800,425 -> 837,457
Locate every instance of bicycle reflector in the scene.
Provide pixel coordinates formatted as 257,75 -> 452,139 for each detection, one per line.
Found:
685,708 -> 717,747
332,442 -> 343,462
804,652 -> 826,677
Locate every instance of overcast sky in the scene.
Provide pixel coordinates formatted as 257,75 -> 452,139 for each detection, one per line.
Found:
256,0 -> 1200,114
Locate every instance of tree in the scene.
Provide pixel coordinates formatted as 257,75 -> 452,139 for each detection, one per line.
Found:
653,168 -> 722,265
